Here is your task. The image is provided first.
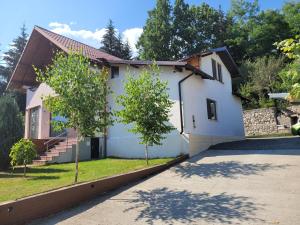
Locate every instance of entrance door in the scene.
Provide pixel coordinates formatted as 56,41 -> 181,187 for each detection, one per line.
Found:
29,107 -> 39,139
91,138 -> 100,159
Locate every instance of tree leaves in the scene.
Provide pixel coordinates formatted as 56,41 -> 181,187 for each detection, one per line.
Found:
116,64 -> 174,147
34,51 -> 113,138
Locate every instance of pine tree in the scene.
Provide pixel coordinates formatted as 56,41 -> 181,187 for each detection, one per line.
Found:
137,0 -> 173,60
0,47 -> 7,94
0,24 -> 28,111
121,39 -> 132,60
100,20 -> 132,59
2,24 -> 28,82
100,20 -> 119,56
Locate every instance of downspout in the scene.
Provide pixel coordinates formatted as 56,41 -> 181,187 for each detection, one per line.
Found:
178,72 -> 194,134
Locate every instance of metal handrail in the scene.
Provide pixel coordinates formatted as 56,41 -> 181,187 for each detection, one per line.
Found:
44,131 -> 68,152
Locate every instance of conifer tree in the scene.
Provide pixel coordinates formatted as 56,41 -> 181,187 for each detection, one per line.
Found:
0,24 -> 28,111
137,0 -> 173,60
100,20 -> 132,59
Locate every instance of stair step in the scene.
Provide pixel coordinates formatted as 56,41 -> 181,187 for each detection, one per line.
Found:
43,152 -> 59,157
33,138 -> 78,165
32,159 -> 48,166
54,146 -> 73,150
40,156 -> 54,161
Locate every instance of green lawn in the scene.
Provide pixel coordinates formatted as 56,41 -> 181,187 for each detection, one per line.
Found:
0,158 -> 173,203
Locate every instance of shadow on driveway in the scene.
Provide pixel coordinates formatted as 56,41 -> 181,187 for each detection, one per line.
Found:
172,160 -> 290,179
124,187 -> 264,224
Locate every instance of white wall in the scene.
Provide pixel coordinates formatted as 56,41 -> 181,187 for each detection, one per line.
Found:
106,59 -> 244,158
25,83 -> 55,139
107,65 -> 190,158
181,53 -> 245,138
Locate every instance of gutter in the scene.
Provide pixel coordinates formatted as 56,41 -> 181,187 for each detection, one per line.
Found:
178,72 -> 194,134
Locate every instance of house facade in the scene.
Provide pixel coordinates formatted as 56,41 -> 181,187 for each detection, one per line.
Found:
7,26 -> 245,164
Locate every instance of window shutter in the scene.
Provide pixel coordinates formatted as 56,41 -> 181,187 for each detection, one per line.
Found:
207,99 -> 212,119
217,63 -> 222,82
211,59 -> 217,79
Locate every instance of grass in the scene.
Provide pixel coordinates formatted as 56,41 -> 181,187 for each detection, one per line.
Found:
0,157 -> 173,203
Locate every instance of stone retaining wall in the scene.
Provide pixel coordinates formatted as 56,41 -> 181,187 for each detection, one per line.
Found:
243,106 -> 300,136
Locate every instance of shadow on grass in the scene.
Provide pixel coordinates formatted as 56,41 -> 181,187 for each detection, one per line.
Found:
124,187 -> 264,224
171,160 -> 290,179
0,167 -> 70,179
0,173 -> 60,180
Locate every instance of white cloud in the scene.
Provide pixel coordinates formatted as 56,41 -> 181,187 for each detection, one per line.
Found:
49,22 -> 106,48
48,22 -> 143,56
122,28 -> 143,55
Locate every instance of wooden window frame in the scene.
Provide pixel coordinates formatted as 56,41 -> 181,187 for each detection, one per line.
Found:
207,98 -> 217,120
111,66 -> 119,79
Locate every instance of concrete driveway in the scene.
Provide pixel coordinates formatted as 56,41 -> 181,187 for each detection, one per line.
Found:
31,143 -> 300,224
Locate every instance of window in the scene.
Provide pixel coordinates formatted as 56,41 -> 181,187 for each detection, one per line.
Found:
217,63 -> 223,83
111,66 -> 119,79
207,99 -> 217,120
29,107 -> 39,139
211,59 -> 217,79
212,59 -> 223,83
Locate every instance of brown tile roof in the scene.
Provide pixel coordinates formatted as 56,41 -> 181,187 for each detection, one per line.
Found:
35,26 -> 121,61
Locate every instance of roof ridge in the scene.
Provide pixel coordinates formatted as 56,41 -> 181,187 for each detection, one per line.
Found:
34,25 -> 121,59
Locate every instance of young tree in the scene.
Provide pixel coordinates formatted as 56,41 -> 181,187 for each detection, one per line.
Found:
100,20 -> 132,59
238,56 -> 285,109
116,65 -> 174,165
34,51 -> 112,182
137,0 -> 173,60
0,24 -> 28,110
9,139 -> 36,177
0,94 -> 24,170
275,36 -> 300,100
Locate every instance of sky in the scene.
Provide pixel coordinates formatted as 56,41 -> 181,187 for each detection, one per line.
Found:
0,0 -> 289,58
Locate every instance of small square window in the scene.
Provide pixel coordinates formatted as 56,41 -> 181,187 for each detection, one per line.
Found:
111,66 -> 119,79
207,99 -> 217,120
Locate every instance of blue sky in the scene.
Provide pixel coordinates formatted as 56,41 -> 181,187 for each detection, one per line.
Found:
0,0 -> 288,57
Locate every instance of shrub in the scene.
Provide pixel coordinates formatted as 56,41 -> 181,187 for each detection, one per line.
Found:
9,139 -> 37,176
0,94 -> 24,170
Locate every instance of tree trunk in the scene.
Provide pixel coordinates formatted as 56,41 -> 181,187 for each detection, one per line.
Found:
103,83 -> 108,158
145,144 -> 149,165
74,135 -> 80,183
23,163 -> 26,177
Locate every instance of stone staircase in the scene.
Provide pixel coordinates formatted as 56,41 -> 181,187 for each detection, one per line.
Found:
32,138 -> 77,166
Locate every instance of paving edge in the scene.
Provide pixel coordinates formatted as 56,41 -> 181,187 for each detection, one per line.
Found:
0,155 -> 188,225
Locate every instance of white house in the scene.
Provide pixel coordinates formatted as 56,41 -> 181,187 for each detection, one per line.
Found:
7,26 -> 245,165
